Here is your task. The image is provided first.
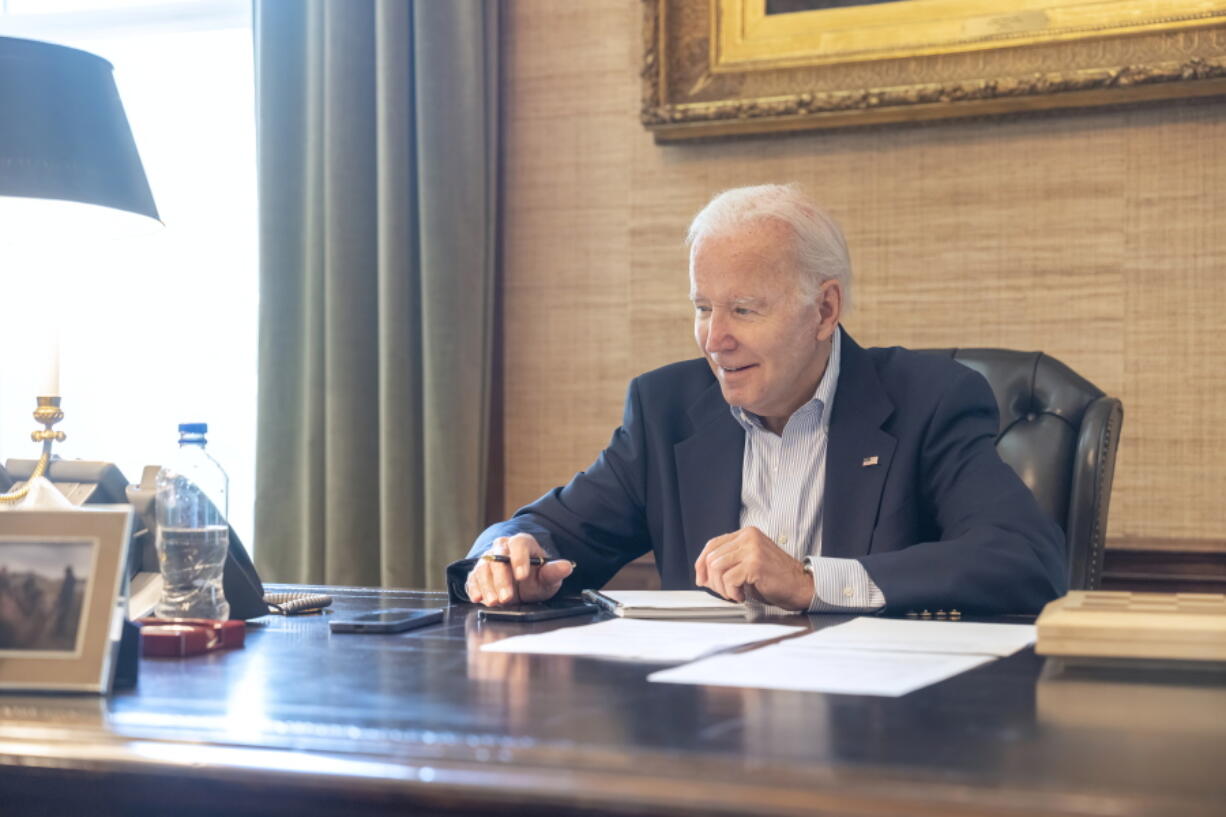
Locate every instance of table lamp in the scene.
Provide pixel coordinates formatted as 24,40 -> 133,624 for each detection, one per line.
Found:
0,35 -> 159,504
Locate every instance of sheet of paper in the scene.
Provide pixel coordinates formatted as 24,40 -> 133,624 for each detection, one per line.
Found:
649,645 -> 993,697
127,571 -> 163,620
799,617 -> 1036,657
597,590 -> 741,610
594,590 -> 746,618
479,617 -> 803,662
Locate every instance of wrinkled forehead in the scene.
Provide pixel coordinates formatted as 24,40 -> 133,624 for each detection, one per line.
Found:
689,217 -> 801,270
688,221 -> 803,297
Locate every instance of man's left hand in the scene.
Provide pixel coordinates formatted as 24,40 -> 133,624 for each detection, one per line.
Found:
694,526 -> 814,611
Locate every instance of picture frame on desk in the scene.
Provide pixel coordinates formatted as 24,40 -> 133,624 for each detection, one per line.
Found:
642,0 -> 1226,141
0,507 -> 132,693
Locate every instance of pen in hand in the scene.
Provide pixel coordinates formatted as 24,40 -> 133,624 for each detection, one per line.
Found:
480,554 -> 576,568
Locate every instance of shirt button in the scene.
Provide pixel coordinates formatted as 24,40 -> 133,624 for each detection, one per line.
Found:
779,535 -> 789,545
842,587 -> 854,598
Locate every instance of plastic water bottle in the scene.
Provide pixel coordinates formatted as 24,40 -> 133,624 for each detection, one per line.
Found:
155,423 -> 230,620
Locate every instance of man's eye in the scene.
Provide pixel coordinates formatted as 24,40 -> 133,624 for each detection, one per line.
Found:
695,305 -> 711,313
733,307 -> 754,316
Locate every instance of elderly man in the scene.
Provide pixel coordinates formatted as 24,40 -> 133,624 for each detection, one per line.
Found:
448,184 -> 1066,615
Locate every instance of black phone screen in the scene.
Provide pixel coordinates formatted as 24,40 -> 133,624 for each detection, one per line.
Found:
477,598 -> 597,622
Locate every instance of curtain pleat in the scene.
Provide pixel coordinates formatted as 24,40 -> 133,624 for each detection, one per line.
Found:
253,0 -> 497,589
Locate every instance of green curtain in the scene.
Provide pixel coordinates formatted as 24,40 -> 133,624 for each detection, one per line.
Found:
252,0 -> 498,589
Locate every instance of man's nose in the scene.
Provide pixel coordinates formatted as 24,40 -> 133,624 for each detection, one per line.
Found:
704,311 -> 735,353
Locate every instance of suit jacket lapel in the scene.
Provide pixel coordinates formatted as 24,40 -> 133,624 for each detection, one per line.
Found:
675,380 -> 744,570
823,331 -> 897,559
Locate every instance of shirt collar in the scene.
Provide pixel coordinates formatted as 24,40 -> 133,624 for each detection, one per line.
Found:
732,325 -> 842,432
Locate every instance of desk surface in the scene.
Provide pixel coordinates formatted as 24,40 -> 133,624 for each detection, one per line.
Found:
1,585 -> 1224,817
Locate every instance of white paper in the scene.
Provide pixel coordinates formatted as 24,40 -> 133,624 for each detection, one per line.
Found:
594,590 -> 746,618
599,590 -> 744,611
799,616 -> 1036,657
0,476 -> 76,511
128,571 -> 163,619
649,645 -> 993,697
479,617 -> 803,662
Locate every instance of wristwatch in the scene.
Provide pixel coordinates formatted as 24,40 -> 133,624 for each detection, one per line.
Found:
801,557 -> 815,578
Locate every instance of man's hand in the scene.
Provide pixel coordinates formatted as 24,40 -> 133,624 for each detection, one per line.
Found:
465,533 -> 574,607
694,526 -> 813,611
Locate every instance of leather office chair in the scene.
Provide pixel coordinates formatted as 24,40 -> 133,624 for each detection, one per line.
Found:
922,348 -> 1123,590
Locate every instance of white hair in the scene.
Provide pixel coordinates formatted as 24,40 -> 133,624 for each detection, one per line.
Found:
685,183 -> 852,310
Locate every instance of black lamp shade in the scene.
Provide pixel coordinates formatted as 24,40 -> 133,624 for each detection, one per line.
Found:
0,36 -> 158,221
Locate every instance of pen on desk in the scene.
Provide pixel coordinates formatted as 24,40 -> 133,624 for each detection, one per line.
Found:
581,588 -> 617,615
480,554 -> 576,568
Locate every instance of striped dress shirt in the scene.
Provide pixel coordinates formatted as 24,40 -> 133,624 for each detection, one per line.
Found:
732,328 -> 886,615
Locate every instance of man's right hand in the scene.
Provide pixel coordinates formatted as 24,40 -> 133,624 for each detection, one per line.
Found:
464,533 -> 574,607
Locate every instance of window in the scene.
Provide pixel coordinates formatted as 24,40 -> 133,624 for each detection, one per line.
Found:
0,0 -> 258,550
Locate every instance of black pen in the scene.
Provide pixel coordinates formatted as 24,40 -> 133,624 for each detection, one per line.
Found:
480,554 -> 576,568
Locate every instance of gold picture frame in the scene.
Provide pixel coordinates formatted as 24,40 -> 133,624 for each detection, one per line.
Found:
642,0 -> 1226,140
0,507 -> 132,693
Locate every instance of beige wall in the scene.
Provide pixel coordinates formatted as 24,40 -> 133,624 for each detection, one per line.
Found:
500,0 -> 1226,551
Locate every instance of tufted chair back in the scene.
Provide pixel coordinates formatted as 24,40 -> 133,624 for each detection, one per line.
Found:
921,349 -> 1123,590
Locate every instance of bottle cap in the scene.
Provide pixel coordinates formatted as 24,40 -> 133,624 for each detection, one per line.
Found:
178,422 -> 208,434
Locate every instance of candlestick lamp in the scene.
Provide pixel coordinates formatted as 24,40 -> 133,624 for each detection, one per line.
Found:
0,36 -> 160,503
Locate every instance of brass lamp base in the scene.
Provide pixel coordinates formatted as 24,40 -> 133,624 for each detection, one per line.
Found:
0,396 -> 66,504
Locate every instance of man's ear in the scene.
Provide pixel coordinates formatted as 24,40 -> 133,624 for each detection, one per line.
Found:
815,280 -> 842,342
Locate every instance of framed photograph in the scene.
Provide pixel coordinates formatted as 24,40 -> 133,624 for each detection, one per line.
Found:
642,0 -> 1226,140
0,507 -> 132,693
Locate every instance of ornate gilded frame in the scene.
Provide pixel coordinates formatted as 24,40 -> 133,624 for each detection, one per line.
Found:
642,0 -> 1226,140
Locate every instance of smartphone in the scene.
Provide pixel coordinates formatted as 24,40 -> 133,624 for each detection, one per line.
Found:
477,598 -> 597,622
329,607 -> 445,634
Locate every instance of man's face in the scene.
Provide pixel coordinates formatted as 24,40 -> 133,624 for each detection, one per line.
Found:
689,220 -> 839,433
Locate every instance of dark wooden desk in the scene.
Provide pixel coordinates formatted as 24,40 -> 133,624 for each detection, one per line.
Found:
1,585 -> 1223,817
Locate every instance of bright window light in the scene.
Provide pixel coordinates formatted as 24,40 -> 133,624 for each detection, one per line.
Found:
0,0 -> 258,552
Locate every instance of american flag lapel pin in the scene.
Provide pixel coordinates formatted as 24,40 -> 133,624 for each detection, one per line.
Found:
862,456 -> 879,467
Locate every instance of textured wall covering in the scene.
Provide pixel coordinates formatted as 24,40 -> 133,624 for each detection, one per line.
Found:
499,0 -> 1226,553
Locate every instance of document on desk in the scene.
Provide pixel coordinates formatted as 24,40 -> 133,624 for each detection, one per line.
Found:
799,617 -> 1037,657
648,617 -> 1035,696
649,645 -> 993,697
583,589 -> 747,619
479,618 -> 803,662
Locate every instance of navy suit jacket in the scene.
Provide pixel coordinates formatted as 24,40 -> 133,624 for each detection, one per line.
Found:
449,331 -> 1067,614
